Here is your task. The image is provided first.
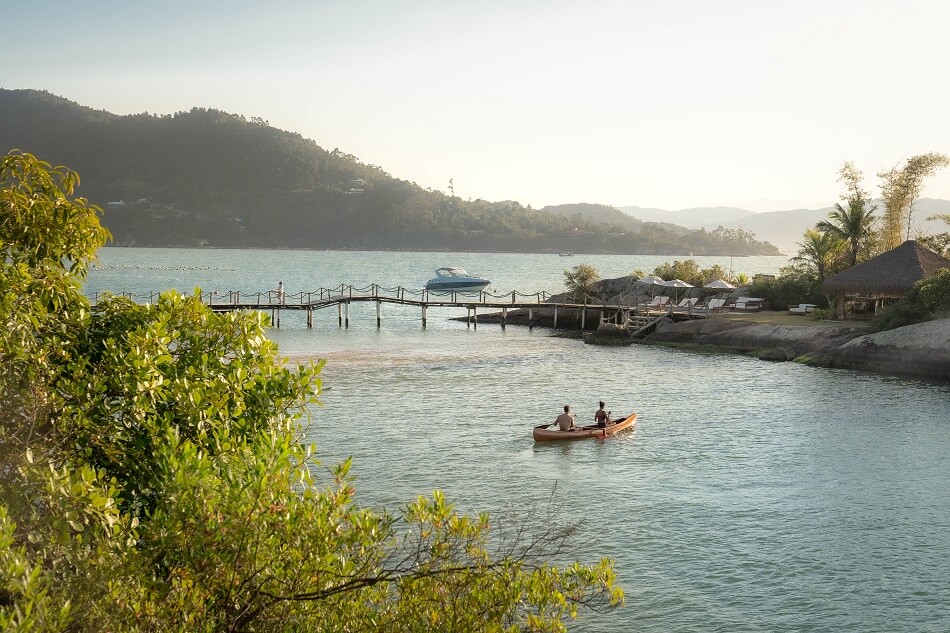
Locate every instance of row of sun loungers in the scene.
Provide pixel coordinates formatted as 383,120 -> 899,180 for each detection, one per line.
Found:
635,296 -> 820,322
641,296 -> 724,315
645,295 -> 768,314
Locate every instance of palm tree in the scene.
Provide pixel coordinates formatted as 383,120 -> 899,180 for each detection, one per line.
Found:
815,198 -> 876,267
793,229 -> 844,284
732,272 -> 752,286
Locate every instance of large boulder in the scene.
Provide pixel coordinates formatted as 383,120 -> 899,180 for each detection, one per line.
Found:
585,322 -> 634,346
642,316 -> 950,380
824,318 -> 950,380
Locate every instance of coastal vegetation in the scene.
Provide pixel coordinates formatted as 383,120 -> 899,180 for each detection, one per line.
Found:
557,156 -> 949,328
563,264 -> 601,301
749,157 -> 949,314
0,151 -> 622,630
878,153 -> 950,250
868,269 -> 950,332
0,89 -> 779,256
919,212 -> 950,257
649,259 -> 729,287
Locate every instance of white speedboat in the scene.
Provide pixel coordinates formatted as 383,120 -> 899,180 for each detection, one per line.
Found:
424,267 -> 491,292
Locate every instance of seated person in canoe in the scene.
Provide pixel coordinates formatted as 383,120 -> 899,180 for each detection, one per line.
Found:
594,401 -> 611,428
556,405 -> 576,431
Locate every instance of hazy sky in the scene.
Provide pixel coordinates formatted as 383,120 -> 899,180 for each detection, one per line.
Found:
6,0 -> 950,212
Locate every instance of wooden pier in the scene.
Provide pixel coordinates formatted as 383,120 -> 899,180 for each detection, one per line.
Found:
92,284 -> 708,330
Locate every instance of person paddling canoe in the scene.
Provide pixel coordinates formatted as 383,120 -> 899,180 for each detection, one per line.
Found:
555,404 -> 576,431
594,401 -> 610,428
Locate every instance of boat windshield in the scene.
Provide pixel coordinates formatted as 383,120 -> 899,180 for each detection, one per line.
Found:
437,268 -> 467,278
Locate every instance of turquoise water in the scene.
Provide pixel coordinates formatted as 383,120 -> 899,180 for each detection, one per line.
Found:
86,248 -> 950,632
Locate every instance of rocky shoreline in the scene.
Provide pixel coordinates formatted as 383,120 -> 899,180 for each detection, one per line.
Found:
638,317 -> 950,381
467,308 -> 950,382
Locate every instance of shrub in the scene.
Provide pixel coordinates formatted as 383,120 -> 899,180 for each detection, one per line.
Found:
869,269 -> 950,332
564,263 -> 600,301
650,260 -> 730,287
1,152 -> 625,631
747,269 -> 823,311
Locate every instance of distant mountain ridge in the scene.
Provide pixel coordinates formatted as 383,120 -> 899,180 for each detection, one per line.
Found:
619,200 -> 950,254
618,205 -> 756,227
0,88 -> 778,255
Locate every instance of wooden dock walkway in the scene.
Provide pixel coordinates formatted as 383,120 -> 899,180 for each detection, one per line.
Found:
92,284 -> 709,330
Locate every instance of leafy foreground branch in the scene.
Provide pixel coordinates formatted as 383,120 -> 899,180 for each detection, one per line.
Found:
0,150 -> 623,631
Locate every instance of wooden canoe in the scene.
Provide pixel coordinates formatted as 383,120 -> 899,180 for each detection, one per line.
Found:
532,412 -> 637,442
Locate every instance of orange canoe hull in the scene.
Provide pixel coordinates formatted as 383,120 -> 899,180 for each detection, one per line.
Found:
532,412 -> 637,442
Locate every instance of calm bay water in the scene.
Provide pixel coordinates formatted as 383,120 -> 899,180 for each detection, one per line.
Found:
86,248 -> 950,632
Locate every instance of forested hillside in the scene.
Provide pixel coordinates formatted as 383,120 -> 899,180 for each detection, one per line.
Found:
0,89 -> 780,255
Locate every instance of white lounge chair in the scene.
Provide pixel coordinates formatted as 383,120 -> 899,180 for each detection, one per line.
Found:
672,297 -> 700,312
644,295 -> 670,309
732,297 -> 763,311
789,303 -> 817,315
699,297 -> 727,313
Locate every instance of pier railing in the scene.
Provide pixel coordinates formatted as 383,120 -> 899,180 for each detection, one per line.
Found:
91,285 -> 562,307
89,285 -> 667,309
88,285 -> 706,330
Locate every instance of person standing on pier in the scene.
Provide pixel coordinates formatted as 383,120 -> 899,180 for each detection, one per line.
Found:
277,281 -> 285,304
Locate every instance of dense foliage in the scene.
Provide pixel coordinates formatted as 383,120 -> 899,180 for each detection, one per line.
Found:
650,259 -> 729,287
878,154 -> 949,250
746,262 -> 825,311
563,264 -> 601,301
0,151 -> 623,631
0,89 -> 779,255
868,269 -> 950,332
784,159 -> 949,323
918,213 -> 950,257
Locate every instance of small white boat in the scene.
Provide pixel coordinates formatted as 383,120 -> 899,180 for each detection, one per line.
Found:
424,267 -> 491,292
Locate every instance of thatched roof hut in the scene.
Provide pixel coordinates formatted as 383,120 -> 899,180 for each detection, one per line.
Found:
821,240 -> 950,297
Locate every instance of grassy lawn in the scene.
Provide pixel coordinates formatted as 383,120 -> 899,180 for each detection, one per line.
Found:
711,310 -> 872,329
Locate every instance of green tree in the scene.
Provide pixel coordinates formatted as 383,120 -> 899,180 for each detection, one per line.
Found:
0,150 -> 111,512
869,268 -> 950,332
919,213 -> 950,257
793,229 -> 844,284
816,200 -> 876,267
878,153 -> 950,250
649,260 -> 728,288
563,263 -> 600,301
652,259 -> 703,285
700,264 -> 728,285
747,261 -> 823,310
817,162 -> 877,267
733,272 -> 753,286
0,151 -> 623,631
836,161 -> 866,202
